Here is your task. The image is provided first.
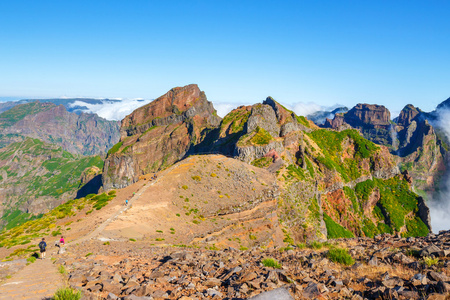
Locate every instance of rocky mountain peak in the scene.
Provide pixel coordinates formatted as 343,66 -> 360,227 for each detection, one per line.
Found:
397,104 -> 421,127
436,96 -> 450,110
120,84 -> 219,138
345,103 -> 391,127
102,84 -> 221,189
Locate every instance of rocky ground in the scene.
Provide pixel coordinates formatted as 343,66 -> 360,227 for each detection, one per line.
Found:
55,231 -> 450,299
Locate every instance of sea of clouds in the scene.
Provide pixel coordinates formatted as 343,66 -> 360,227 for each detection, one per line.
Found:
68,98 -> 153,121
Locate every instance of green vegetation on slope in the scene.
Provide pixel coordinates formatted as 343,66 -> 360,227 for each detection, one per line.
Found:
323,213 -> 355,239
354,177 -> 428,237
307,129 -> 379,182
0,138 -> 104,229
221,109 -> 251,134
0,192 -> 115,251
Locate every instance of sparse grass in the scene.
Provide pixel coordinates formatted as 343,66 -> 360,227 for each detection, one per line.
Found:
239,246 -> 248,251
296,243 -> 307,249
182,185 -> 188,190
58,265 -> 67,274
156,230 -> 163,233
155,238 -> 165,241
129,238 -> 136,242
53,287 -> 81,300
327,247 -> 355,266
26,256 -> 36,263
309,241 -> 324,249
208,244 -> 219,250
85,253 -> 93,257
261,258 -> 282,269
103,241 -> 110,245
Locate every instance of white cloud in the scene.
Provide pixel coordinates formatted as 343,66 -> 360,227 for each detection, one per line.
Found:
291,102 -> 323,117
213,102 -> 247,118
69,99 -> 153,121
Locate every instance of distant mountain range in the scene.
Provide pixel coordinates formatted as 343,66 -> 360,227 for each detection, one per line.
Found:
0,98 -> 142,115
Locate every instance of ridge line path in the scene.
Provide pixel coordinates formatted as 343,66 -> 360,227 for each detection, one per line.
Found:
0,258 -> 64,300
72,178 -> 155,245
71,156 -> 202,245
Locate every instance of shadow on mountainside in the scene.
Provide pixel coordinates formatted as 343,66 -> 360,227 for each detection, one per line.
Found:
76,174 -> 102,198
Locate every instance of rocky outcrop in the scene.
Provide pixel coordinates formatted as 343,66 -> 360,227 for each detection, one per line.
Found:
102,84 -> 221,190
0,101 -> 120,155
345,103 -> 391,127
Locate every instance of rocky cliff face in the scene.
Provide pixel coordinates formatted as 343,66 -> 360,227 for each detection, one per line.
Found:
395,104 -> 447,192
323,103 -> 447,193
102,84 -> 221,189
0,101 -> 120,155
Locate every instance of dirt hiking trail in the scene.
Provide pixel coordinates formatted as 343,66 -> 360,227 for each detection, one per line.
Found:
0,258 -> 64,300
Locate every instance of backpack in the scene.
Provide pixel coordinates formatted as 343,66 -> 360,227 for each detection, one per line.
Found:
39,241 -> 46,251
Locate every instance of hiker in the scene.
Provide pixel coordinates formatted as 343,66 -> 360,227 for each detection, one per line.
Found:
38,238 -> 47,259
58,236 -> 66,254
125,199 -> 128,206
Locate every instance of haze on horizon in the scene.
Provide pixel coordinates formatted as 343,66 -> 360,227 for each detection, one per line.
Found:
1,1 -> 450,116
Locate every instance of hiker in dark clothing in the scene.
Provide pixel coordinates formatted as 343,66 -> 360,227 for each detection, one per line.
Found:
38,238 -> 47,259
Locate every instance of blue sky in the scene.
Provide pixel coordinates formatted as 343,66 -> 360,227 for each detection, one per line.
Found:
1,1 -> 450,116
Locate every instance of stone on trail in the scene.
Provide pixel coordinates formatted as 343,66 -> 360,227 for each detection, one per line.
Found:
248,286 -> 294,300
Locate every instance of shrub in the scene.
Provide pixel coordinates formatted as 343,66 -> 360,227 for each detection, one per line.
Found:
85,253 -> 93,257
424,256 -> 439,267
191,176 -> 201,181
26,256 -> 36,263
129,238 -> 136,242
261,258 -> 282,269
53,287 -> 81,300
250,127 -> 273,145
327,247 -> 355,266
103,241 -> 110,245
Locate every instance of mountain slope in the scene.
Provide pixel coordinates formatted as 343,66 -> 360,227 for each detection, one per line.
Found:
0,101 -> 120,156
0,138 -> 104,230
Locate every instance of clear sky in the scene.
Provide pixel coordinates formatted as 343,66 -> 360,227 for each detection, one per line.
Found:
1,1 -> 450,116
